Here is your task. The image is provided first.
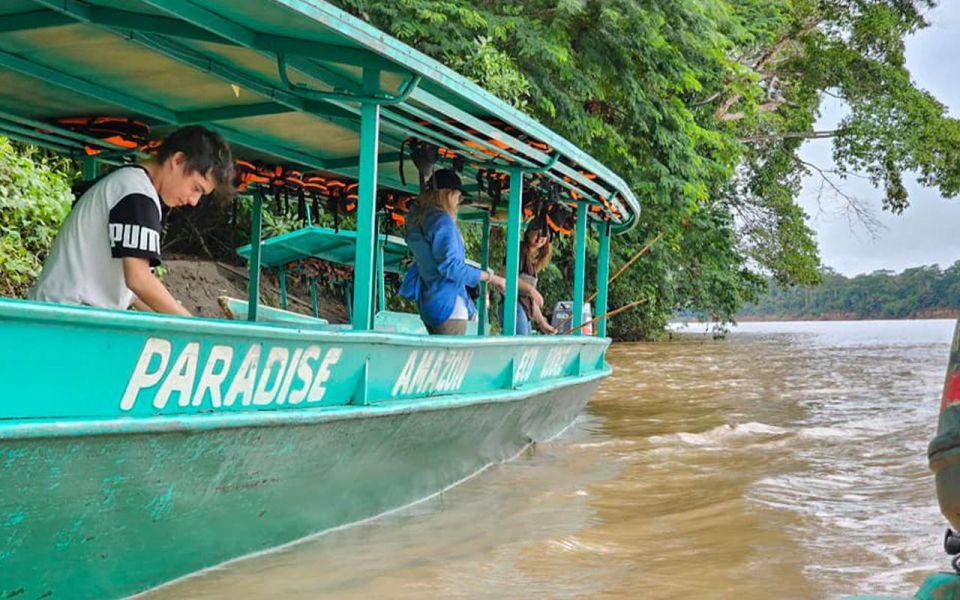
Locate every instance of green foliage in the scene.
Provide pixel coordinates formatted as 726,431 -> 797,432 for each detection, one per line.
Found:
234,196 -> 308,239
723,0 -> 953,214
0,138 -> 76,297
740,262 -> 960,319
445,36 -> 532,109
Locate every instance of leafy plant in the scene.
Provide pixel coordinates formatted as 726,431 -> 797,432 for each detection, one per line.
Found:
0,138 -> 76,297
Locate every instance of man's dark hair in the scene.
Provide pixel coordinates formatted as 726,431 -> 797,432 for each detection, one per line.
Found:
156,126 -> 235,199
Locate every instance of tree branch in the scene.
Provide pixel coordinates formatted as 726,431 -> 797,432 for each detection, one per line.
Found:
794,156 -> 884,238
720,99 -> 793,121
740,130 -> 837,143
714,20 -> 822,120
691,91 -> 725,107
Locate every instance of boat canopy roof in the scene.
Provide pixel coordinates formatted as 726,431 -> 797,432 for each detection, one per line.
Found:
0,0 -> 640,233
236,226 -> 409,273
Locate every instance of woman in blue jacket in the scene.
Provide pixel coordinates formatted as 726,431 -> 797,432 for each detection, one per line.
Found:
400,169 -> 505,335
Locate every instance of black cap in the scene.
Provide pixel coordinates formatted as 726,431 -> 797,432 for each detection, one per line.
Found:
527,213 -> 552,238
428,168 -> 469,197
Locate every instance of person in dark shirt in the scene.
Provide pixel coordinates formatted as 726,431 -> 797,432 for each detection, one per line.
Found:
498,224 -> 557,335
515,224 -> 557,334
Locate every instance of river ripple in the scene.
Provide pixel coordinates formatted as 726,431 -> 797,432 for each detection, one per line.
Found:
151,320 -> 952,599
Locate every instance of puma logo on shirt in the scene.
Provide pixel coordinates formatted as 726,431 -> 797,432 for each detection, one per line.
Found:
109,223 -> 160,253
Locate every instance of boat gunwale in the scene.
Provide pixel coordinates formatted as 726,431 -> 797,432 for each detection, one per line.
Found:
0,297 -> 611,349
0,367 -> 610,439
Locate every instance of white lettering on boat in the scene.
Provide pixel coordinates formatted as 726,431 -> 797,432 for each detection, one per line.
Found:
191,345 -> 233,407
540,346 -> 575,379
391,349 -> 473,396
121,338 -> 171,410
514,348 -> 539,385
120,337 -> 343,411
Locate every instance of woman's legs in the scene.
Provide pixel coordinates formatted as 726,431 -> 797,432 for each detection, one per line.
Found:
426,319 -> 468,335
516,304 -> 532,335
497,303 -> 532,335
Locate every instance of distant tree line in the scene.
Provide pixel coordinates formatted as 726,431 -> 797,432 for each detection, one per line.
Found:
738,264 -> 960,320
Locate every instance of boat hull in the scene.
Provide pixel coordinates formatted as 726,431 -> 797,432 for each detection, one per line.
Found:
0,299 -> 608,598
0,376 -> 601,599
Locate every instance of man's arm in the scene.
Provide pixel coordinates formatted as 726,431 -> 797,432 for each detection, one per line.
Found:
129,296 -> 152,312
122,257 -> 190,316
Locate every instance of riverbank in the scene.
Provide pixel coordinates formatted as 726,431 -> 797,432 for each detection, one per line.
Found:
161,257 -> 346,322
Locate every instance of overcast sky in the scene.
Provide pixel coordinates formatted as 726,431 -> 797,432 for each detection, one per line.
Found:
796,2 -> 960,276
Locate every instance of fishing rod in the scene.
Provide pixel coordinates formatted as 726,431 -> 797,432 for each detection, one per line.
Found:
562,299 -> 647,336
554,231 -> 663,331
586,231 -> 663,305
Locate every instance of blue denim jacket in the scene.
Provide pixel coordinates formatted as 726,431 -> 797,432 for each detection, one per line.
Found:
399,207 -> 481,327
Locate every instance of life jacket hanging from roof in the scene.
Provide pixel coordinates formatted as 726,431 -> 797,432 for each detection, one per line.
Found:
233,159 -> 270,193
379,190 -> 414,229
283,169 -> 308,224
399,138 -> 439,192
325,179 -> 357,232
563,169 -> 597,201
457,117 -> 554,159
526,184 -> 553,235
253,164 -> 285,214
301,174 -> 328,226
522,180 -> 548,220
546,201 -> 575,236
531,199 -> 551,235
476,169 -> 509,218
482,118 -> 553,155
54,117 -> 151,155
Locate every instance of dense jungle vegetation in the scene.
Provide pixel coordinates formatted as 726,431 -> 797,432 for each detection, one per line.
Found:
739,264 -> 960,320
2,1 -> 958,338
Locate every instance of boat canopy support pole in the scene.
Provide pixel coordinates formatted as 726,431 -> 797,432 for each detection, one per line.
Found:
82,156 -> 98,180
595,221 -> 611,338
344,285 -> 353,323
374,214 -> 386,315
572,201 -> 588,336
309,277 -> 319,318
503,169 -> 524,336
247,191 -> 263,322
502,155 -> 561,336
278,266 -> 288,310
352,68 -> 380,330
377,252 -> 386,313
477,213 -> 491,336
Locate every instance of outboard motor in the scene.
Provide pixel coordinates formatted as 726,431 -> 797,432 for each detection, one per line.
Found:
930,322 -> 960,531
919,320 -> 960,598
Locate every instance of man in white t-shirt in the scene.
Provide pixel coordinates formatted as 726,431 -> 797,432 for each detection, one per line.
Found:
29,126 -> 234,316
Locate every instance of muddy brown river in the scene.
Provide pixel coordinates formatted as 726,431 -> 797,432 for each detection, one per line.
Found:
149,320 -> 952,599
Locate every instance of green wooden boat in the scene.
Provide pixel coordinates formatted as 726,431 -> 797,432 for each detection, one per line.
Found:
0,1 -> 640,598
